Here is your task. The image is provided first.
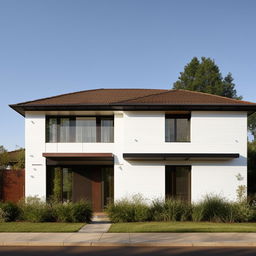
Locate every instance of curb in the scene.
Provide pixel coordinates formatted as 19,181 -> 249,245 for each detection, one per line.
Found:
1,242 -> 256,247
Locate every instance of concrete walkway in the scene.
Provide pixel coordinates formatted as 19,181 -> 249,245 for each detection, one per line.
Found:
1,232 -> 256,247
78,213 -> 111,233
78,222 -> 111,233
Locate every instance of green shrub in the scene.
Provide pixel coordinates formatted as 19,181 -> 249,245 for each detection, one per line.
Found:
0,202 -> 20,222
52,203 -> 73,222
149,200 -> 165,221
192,196 -> 229,222
106,199 -> 133,223
230,202 -> 254,222
150,199 -> 192,221
0,208 -> 7,222
191,195 -> 255,223
106,196 -> 192,223
52,201 -> 92,223
192,203 -> 205,222
71,201 -> 92,223
19,197 -> 54,222
106,195 -> 150,223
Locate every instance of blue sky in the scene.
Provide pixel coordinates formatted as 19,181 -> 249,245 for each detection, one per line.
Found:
0,0 -> 255,150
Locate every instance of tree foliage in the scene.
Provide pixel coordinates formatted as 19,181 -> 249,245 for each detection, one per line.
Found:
248,113 -> 256,141
0,146 -> 9,169
13,148 -> 25,169
173,57 -> 242,99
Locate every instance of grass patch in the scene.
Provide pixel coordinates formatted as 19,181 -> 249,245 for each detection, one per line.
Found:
109,222 -> 256,233
0,222 -> 85,232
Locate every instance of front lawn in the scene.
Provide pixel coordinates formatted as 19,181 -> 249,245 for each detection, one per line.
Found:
0,222 -> 85,232
109,222 -> 256,233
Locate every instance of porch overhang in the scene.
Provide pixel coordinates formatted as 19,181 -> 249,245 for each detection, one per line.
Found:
123,153 -> 240,161
42,153 -> 114,165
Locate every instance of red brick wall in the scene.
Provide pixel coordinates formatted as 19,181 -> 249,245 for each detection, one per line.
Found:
0,169 -> 25,202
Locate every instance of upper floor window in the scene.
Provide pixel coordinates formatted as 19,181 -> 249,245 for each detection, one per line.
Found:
46,116 -> 114,143
165,114 -> 190,142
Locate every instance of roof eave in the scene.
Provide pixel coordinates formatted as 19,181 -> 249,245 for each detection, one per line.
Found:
9,103 -> 256,117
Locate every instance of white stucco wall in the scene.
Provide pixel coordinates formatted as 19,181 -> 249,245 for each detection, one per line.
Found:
25,112 -> 46,199
115,111 -> 247,202
24,110 -> 247,202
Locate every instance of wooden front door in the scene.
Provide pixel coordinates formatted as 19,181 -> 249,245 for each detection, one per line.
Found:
90,168 -> 102,212
72,167 -> 103,212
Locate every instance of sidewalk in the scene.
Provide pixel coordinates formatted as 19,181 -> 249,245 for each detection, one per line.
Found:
0,232 -> 256,247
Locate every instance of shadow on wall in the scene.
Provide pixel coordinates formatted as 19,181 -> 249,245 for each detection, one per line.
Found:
126,156 -> 247,167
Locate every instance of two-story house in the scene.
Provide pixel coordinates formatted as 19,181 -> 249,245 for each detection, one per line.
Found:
10,89 -> 256,211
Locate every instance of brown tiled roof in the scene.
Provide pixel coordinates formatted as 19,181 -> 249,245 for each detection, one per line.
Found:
10,88 -> 256,115
15,89 -> 166,106
117,89 -> 256,105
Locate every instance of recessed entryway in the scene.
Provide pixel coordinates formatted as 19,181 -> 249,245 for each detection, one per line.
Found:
46,165 -> 114,212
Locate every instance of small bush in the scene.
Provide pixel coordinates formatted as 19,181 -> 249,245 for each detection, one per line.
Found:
0,202 -> 20,222
150,199 -> 192,222
191,195 -> 254,223
0,208 -> 7,222
106,199 -> 134,223
53,203 -> 73,222
106,195 -> 150,223
192,203 -> 205,222
192,196 -> 230,222
53,201 -> 92,223
71,201 -> 92,223
230,202 -> 254,222
19,197 -> 54,222
149,200 -> 165,221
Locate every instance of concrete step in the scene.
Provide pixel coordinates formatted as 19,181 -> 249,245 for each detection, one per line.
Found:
92,212 -> 110,223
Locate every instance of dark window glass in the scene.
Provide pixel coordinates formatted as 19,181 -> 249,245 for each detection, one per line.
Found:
62,168 -> 72,201
47,167 -> 72,202
46,116 -> 114,143
165,166 -> 191,202
59,118 -> 70,142
165,115 -> 190,142
101,118 -> 114,143
102,167 -> 114,206
46,118 -> 58,142
76,117 -> 97,142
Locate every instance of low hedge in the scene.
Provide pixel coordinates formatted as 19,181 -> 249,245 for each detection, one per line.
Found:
0,198 -> 92,223
0,202 -> 20,222
106,195 -> 256,223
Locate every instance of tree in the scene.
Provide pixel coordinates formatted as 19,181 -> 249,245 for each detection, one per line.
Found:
0,146 -> 9,169
173,57 -> 242,99
248,113 -> 256,141
13,148 -> 25,169
173,57 -> 256,138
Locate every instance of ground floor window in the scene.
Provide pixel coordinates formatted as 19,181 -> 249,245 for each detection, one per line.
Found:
165,165 -> 191,201
46,166 -> 114,211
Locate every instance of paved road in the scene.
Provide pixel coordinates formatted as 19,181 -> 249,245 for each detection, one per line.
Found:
0,247 -> 256,256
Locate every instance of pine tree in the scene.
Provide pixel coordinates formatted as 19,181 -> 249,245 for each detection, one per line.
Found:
173,57 -> 241,99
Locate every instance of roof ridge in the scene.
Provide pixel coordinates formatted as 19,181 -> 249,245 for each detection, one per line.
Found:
112,89 -> 170,104
15,88 -> 103,106
177,89 -> 253,104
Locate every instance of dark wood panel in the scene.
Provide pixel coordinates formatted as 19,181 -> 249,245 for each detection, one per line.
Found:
91,168 -> 102,212
72,170 -> 92,202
